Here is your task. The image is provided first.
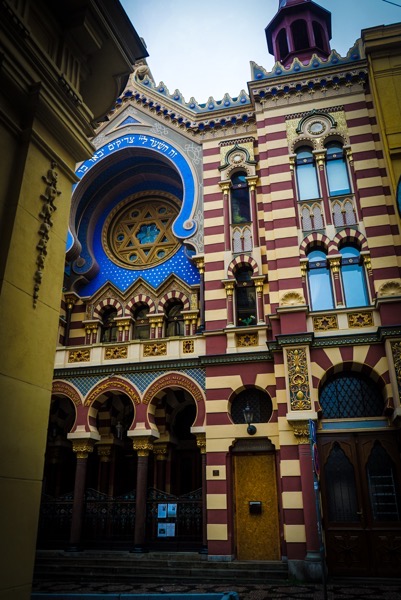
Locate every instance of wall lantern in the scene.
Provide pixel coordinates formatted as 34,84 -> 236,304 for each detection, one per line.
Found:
243,402 -> 257,435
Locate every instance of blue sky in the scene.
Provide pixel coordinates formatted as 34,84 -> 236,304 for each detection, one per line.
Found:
121,0 -> 401,104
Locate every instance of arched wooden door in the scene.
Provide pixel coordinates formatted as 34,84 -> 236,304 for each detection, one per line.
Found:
318,432 -> 401,577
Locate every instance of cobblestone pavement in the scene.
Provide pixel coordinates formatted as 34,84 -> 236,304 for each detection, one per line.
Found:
32,579 -> 401,599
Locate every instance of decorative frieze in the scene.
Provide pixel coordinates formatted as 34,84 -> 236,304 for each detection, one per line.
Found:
104,345 -> 128,360
34,161 -> 61,307
68,349 -> 90,363
183,340 -> 194,354
236,333 -> 258,347
313,315 -> 338,331
143,342 -> 167,357
347,312 -> 374,328
286,347 -> 311,411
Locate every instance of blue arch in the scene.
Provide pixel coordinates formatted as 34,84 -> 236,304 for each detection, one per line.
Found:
75,134 -> 197,238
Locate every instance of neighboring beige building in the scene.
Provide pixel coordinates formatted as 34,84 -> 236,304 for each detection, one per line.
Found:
0,1 -> 146,598
362,22 -> 401,216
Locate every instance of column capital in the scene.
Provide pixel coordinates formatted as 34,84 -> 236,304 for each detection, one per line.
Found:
64,292 -> 79,310
153,443 -> 168,460
72,439 -> 95,459
195,433 -> 206,454
222,279 -> 235,296
289,420 -> 310,445
219,180 -> 231,194
97,444 -> 112,462
133,437 -> 154,457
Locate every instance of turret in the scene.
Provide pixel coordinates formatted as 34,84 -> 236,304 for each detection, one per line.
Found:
265,0 -> 332,67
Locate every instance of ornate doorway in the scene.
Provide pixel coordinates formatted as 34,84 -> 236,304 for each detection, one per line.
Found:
319,432 -> 401,577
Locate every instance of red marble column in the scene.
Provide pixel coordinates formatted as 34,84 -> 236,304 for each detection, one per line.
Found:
299,443 -> 320,560
329,257 -> 345,307
219,182 -> 231,251
224,281 -> 235,326
132,437 -> 153,553
196,434 -> 208,553
69,439 -> 94,550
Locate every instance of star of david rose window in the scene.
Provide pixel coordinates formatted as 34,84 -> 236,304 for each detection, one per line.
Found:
103,194 -> 181,269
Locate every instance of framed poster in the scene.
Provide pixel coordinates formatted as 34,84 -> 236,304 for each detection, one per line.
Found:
166,522 -> 176,537
157,503 -> 167,519
157,523 -> 167,537
167,503 -> 177,517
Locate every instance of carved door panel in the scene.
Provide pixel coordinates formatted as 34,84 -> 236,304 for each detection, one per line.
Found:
319,432 -> 401,577
233,453 -> 280,561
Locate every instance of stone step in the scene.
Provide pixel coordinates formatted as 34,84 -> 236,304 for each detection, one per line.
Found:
34,552 -> 288,585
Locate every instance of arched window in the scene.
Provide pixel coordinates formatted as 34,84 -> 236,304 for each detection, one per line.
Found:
277,28 -> 289,61
295,147 -> 320,201
291,19 -> 309,51
231,171 -> 251,224
100,307 -> 118,343
324,442 -> 359,522
313,21 -> 326,51
235,266 -> 256,326
320,372 -> 383,419
133,304 -> 150,340
307,249 -> 334,311
232,226 -> 252,253
339,245 -> 369,307
231,388 -> 273,424
326,142 -> 351,196
165,301 -> 184,337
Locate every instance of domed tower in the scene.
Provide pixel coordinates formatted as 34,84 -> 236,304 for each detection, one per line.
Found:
265,0 -> 332,67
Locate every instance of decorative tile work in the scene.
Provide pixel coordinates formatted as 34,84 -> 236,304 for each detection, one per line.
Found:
104,346 -> 128,360
347,312 -> 374,328
69,376 -> 103,395
236,333 -> 259,347
68,349 -> 90,363
286,348 -> 311,411
143,343 -> 167,357
313,315 -> 338,331
183,340 -> 194,354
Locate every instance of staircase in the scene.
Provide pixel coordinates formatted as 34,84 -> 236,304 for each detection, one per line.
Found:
33,550 -> 288,586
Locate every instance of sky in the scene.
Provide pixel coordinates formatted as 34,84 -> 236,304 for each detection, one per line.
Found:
120,0 -> 401,104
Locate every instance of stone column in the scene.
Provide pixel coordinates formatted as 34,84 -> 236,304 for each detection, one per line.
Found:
314,150 -> 331,226
153,444 -> 168,491
69,439 -> 95,551
361,253 -> 375,302
328,257 -> 344,307
223,280 -> 235,326
97,445 -> 112,495
219,181 -> 231,251
246,176 -> 259,247
132,437 -> 153,553
253,276 -> 265,324
194,258 -> 205,333
196,433 -> 208,553
292,423 -> 320,563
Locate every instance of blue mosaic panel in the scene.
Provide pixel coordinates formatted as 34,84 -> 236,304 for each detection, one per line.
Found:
66,369 -> 205,399
69,375 -> 103,396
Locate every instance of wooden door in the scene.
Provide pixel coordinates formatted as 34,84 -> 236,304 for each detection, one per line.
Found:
233,453 -> 280,561
319,432 -> 401,577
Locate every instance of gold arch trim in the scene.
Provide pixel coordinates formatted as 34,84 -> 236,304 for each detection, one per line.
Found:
85,377 -> 140,407
142,372 -> 204,405
52,380 -> 82,407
